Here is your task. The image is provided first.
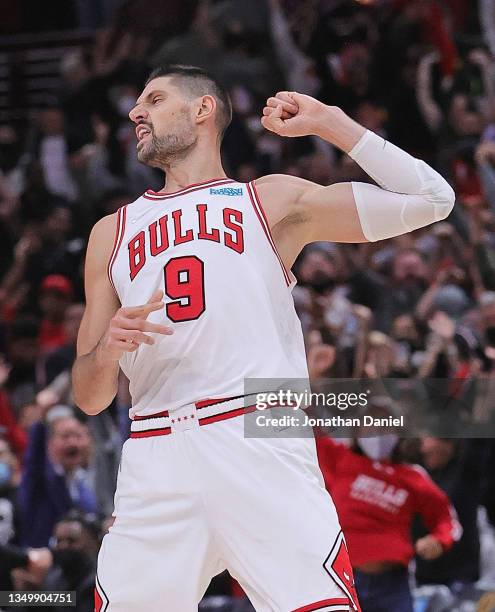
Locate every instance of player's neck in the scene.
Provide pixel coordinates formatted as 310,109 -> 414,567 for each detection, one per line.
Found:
159,143 -> 227,194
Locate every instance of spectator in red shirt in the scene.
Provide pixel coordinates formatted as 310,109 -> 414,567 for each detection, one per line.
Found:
316,402 -> 461,612
0,391 -> 27,460
0,356 -> 27,459
38,275 -> 72,354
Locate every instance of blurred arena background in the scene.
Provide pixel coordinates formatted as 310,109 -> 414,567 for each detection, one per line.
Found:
0,0 -> 495,610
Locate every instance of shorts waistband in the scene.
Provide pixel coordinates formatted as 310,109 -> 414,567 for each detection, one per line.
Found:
130,394 -> 260,438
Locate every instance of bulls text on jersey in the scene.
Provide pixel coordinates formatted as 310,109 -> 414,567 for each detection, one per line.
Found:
128,204 -> 244,281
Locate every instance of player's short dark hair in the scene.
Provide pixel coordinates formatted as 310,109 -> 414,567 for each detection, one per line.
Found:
146,65 -> 232,142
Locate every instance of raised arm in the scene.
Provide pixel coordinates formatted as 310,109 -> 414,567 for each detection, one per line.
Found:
72,214 -> 172,415
256,92 -> 455,267
268,0 -> 315,93
416,52 -> 443,133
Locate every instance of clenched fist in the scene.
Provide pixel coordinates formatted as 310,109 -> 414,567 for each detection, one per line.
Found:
261,91 -> 366,152
97,289 -> 173,363
261,91 -> 335,138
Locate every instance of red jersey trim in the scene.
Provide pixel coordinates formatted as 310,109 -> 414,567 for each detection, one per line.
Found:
143,178 -> 235,200
247,181 -> 291,286
292,599 -> 350,612
133,410 -> 170,421
107,206 -> 127,295
195,395 -> 245,409
106,208 -> 121,293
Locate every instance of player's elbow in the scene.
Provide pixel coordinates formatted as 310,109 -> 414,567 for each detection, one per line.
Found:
75,397 -> 107,416
73,388 -> 108,416
433,181 -> 456,222
71,362 -> 114,416
415,158 -> 455,223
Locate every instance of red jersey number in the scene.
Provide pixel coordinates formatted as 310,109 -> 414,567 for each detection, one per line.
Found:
164,256 -> 206,322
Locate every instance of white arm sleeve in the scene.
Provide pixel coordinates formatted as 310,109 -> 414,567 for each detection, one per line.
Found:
348,130 -> 455,242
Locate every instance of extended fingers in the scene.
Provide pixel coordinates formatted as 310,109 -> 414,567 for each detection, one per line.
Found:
117,328 -> 155,346
115,315 -> 173,335
134,320 -> 173,335
120,300 -> 164,319
108,307 -> 174,352
112,339 -> 140,353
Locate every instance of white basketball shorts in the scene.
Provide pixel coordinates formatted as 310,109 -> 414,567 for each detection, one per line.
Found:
94,397 -> 361,612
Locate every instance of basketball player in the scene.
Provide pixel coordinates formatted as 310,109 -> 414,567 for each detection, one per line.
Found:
72,65 -> 455,612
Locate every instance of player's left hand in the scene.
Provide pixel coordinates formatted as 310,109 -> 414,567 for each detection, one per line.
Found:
261,91 -> 333,138
415,535 -> 443,560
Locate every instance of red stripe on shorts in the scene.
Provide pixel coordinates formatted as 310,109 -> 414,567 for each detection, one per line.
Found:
292,598 -> 350,612
133,410 -> 170,421
195,395 -> 244,409
130,426 -> 172,438
94,588 -> 103,612
198,407 -> 248,426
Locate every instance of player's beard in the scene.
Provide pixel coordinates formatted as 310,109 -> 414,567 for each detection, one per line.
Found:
137,107 -> 198,168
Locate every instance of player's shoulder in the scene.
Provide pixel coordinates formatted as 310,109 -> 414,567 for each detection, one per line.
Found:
253,173 -> 319,207
86,212 -> 120,263
254,173 -> 315,192
253,174 -> 317,226
89,212 -> 118,244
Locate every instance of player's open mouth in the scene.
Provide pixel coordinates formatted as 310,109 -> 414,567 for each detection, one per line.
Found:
136,124 -> 152,142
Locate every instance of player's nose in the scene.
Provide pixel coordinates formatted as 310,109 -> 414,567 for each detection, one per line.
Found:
129,103 -> 148,124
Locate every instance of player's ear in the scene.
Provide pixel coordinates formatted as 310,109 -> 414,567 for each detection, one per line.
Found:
195,95 -> 216,125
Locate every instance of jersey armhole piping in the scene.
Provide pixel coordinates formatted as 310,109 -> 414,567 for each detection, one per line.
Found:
107,206 -> 127,295
247,181 -> 294,287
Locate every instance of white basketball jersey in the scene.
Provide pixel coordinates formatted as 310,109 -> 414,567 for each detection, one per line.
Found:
109,178 -> 308,418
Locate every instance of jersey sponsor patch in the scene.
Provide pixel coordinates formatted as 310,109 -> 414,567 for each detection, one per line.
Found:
209,187 -> 243,196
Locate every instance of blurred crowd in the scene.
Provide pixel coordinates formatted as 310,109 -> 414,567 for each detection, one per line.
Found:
1,0 -> 495,610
